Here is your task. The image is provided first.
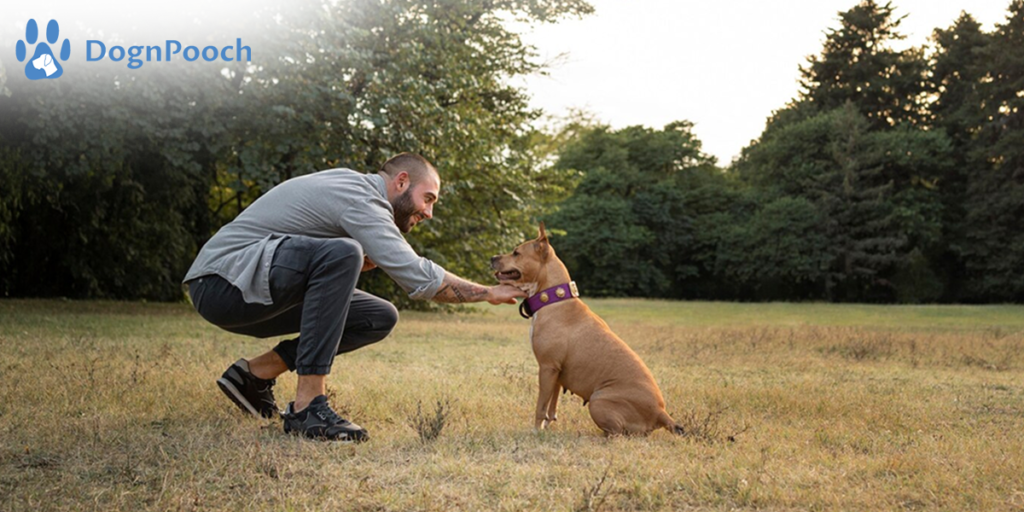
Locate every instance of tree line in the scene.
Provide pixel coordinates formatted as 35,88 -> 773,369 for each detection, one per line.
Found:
0,0 -> 590,306
0,0 -> 1021,304
549,0 -> 1024,303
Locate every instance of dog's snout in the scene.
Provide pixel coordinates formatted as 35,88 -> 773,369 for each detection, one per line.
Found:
490,255 -> 501,266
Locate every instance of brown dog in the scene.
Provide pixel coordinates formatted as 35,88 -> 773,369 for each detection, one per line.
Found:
491,223 -> 683,436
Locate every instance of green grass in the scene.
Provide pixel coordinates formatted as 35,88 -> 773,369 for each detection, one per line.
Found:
2,298 -> 1023,511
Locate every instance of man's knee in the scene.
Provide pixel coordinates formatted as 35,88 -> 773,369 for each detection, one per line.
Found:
336,300 -> 398,355
358,299 -> 399,345
316,238 -> 364,275
374,301 -> 399,334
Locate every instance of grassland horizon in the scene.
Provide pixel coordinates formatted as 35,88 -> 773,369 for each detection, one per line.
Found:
1,298 -> 1022,511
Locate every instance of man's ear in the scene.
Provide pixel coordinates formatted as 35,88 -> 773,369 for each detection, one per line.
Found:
396,171 -> 410,191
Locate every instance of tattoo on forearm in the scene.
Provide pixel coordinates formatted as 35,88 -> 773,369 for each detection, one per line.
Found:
434,276 -> 489,304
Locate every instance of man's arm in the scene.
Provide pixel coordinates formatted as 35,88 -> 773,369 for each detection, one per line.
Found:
432,272 -> 526,305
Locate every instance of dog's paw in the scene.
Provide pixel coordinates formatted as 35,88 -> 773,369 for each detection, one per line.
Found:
535,415 -> 557,430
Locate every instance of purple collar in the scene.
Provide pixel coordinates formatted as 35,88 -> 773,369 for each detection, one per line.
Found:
519,281 -> 579,319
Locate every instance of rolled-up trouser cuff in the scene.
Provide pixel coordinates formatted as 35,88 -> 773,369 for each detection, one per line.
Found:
271,342 -> 298,372
295,364 -> 332,376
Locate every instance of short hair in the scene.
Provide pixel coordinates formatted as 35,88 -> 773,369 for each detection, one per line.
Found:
379,153 -> 438,184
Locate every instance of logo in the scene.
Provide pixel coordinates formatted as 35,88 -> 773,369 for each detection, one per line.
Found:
86,39 -> 251,70
13,18 -> 251,79
15,19 -> 71,80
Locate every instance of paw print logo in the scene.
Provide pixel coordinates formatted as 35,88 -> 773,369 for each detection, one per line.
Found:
15,19 -> 71,80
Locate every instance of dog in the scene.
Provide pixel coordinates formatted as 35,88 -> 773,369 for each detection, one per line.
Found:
491,223 -> 683,436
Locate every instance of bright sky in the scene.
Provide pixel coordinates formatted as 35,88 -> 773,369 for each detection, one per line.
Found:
516,0 -> 1014,165
2,0 -> 1013,167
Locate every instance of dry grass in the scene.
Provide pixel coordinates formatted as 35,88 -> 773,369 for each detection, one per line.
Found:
1,298 -> 1024,511
408,398 -> 457,443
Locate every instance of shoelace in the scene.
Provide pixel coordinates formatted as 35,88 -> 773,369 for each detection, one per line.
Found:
313,404 -> 347,425
259,379 -> 276,403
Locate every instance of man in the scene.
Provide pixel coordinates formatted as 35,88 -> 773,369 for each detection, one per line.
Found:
184,153 -> 525,442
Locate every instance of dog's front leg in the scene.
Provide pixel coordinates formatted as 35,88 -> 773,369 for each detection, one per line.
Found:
535,366 -> 560,430
545,384 -> 561,425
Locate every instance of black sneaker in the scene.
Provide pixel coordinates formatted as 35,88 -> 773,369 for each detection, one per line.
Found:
216,359 -> 279,419
282,395 -> 369,443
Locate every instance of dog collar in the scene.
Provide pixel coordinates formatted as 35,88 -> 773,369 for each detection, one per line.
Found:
519,281 -> 579,319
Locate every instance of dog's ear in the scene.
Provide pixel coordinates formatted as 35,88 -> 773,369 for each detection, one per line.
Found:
534,222 -> 549,256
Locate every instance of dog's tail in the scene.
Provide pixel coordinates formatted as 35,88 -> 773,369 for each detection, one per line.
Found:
658,411 -> 686,436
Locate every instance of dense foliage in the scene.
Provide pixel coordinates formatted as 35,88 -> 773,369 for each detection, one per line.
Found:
550,0 -> 1024,303
1,0 -> 1022,304
0,0 -> 591,304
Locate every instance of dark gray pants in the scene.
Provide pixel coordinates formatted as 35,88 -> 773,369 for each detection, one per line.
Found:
188,236 -> 399,375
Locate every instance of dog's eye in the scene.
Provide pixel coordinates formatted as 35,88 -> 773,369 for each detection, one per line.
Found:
512,251 -> 519,257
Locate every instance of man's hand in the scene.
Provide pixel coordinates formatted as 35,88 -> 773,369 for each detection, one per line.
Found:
361,256 -> 377,272
433,272 -> 525,305
487,284 -> 527,305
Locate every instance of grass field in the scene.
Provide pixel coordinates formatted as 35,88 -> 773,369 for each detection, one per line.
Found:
1,298 -> 1023,511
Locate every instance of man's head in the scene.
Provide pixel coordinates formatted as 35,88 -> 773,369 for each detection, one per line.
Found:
379,153 -> 440,233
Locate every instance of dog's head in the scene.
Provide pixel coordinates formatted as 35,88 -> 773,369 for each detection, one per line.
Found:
491,222 -> 555,290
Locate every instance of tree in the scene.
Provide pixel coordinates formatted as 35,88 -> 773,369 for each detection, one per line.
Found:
0,61 -> 234,300
925,13 -> 990,300
0,0 -> 594,303
956,0 -> 1024,301
714,196 -> 831,300
930,13 -> 990,152
547,121 -> 720,297
815,104 -> 905,300
799,0 -> 929,129
734,107 -> 842,199
734,1 -> 954,302
736,103 -> 946,301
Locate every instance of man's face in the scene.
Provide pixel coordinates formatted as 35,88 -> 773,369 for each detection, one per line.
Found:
392,174 -> 440,233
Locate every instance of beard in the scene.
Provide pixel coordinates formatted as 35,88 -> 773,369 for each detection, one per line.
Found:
392,189 -> 418,233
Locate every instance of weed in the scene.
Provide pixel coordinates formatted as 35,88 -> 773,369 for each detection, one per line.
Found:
407,398 -> 456,443
574,461 -> 614,512
674,404 -> 748,444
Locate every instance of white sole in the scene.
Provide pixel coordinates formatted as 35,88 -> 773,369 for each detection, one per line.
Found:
217,377 -> 260,417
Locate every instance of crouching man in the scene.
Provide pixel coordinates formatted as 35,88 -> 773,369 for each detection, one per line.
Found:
184,153 -> 524,442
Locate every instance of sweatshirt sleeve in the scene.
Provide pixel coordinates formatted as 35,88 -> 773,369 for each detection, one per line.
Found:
338,195 -> 446,300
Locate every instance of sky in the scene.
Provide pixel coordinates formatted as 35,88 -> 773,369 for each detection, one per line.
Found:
515,0 -> 1014,165
1,0 -> 1014,166
0,0 -> 279,41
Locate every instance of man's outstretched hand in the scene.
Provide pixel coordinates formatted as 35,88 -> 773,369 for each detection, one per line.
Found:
487,284 -> 527,305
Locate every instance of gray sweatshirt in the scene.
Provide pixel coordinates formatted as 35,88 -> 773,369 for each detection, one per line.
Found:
183,169 -> 445,305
